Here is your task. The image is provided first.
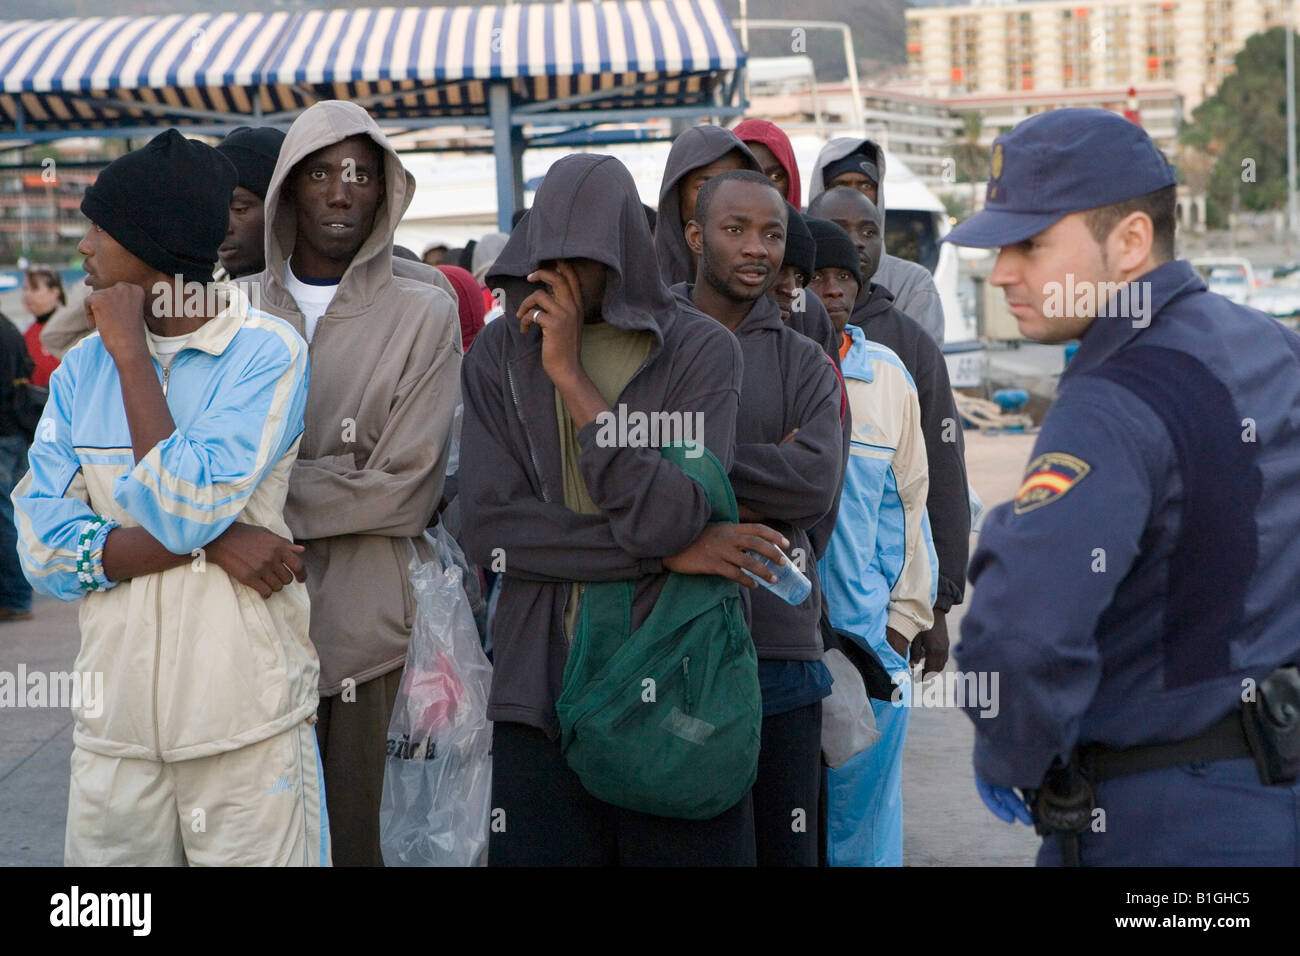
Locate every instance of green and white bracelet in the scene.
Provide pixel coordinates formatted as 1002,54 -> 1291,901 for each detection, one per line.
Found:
75,515 -> 116,592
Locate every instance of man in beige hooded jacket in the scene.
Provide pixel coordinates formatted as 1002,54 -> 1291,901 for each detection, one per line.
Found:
248,100 -> 461,865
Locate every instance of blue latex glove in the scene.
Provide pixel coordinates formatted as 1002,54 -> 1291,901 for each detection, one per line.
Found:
976,774 -> 1034,825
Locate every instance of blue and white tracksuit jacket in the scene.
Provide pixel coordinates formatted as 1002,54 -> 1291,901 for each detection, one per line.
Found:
818,325 -> 938,866
12,289 -> 319,763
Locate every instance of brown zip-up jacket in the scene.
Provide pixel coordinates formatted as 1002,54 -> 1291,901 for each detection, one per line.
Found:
249,100 -> 462,695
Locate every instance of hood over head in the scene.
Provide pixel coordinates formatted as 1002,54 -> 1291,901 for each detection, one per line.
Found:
261,100 -> 414,312
436,264 -> 486,351
471,232 -> 510,284
808,137 -> 887,212
654,125 -> 760,287
733,118 -> 802,209
488,153 -> 676,343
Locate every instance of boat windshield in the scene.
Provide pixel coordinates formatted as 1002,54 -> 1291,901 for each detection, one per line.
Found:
885,209 -> 941,273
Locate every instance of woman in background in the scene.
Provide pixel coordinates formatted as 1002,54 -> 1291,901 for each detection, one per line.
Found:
22,266 -> 65,386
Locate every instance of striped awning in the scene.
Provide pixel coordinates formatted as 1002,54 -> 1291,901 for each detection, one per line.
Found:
0,1 -> 744,134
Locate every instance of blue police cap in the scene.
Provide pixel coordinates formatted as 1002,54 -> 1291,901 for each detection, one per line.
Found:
943,108 -> 1177,248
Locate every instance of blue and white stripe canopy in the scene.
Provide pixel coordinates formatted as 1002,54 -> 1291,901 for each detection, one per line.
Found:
0,1 -> 744,134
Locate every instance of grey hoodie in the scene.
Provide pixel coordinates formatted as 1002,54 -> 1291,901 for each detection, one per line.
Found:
459,154 -> 744,737
249,100 -> 463,695
655,126 -> 761,287
673,284 -> 843,659
809,137 -> 947,345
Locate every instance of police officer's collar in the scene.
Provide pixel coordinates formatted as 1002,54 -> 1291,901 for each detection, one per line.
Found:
1061,260 -> 1206,381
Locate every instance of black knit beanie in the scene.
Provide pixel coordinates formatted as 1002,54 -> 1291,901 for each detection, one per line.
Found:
81,129 -> 238,286
822,150 -> 879,188
216,126 -> 286,200
805,217 -> 863,287
783,203 -> 815,278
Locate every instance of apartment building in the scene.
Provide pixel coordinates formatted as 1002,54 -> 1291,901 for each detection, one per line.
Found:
906,0 -> 1296,113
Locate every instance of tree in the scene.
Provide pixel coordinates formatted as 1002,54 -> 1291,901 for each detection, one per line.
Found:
949,111 -> 988,223
1181,27 -> 1300,217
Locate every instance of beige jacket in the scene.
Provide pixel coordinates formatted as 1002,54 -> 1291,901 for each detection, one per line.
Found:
249,100 -> 461,696
14,288 -> 318,761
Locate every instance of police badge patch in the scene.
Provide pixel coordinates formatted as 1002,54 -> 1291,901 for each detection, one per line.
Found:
1014,452 -> 1091,514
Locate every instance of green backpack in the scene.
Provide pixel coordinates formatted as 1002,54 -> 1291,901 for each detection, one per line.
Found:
555,444 -> 762,820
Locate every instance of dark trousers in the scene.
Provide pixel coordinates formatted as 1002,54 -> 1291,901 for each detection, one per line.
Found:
753,701 -> 823,866
315,668 -> 404,867
488,721 -> 757,866
0,435 -> 31,612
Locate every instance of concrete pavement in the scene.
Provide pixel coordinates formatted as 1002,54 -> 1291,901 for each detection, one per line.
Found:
0,595 -> 79,867
901,429 -> 1041,866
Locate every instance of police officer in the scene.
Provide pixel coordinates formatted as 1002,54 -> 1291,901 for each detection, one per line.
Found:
946,108 -> 1300,866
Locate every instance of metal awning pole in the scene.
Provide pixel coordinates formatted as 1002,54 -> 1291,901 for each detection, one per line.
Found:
489,82 -> 519,233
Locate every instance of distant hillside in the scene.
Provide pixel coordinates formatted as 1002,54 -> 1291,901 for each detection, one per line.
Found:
2,0 -> 910,78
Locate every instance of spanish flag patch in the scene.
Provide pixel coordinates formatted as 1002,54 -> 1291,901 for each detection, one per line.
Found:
1013,452 -> 1091,514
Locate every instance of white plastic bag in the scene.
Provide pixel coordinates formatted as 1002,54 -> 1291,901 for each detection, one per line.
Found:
379,525 -> 493,866
820,648 -> 881,769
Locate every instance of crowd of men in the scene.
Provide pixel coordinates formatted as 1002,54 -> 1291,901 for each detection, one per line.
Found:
13,101 -> 1300,868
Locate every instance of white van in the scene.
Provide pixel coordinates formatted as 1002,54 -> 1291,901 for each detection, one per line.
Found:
1190,257 -> 1256,307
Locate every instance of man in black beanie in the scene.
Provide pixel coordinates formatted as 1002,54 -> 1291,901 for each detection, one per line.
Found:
805,215 -> 937,868
216,125 -> 287,280
38,125 -> 286,354
14,128 -> 328,865
805,217 -> 863,333
771,203 -> 816,325
810,190 -> 970,683
774,204 -> 839,365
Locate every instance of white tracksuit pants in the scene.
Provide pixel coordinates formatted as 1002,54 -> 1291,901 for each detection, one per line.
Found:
65,719 -> 331,867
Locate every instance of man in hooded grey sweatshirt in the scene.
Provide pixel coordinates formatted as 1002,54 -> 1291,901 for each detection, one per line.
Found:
248,101 -> 462,866
460,153 -> 790,866
809,138 -> 947,347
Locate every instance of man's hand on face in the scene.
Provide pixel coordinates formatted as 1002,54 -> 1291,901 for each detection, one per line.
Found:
519,261 -> 587,385
664,522 -> 789,589
909,609 -> 950,679
206,522 -> 306,599
85,282 -> 149,364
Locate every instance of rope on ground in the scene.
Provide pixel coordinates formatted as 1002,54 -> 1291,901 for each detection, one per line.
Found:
954,393 -> 1035,434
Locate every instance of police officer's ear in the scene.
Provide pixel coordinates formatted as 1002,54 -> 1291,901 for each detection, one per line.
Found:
1104,210 -> 1157,277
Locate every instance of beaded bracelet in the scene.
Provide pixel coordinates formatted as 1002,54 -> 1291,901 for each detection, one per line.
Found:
76,516 -> 110,592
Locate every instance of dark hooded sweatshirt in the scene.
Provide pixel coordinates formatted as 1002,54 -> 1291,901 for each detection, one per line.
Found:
788,291 -> 838,364
851,284 -> 969,612
733,118 -> 803,210
655,126 -> 761,287
459,154 -> 744,737
671,283 -> 842,661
